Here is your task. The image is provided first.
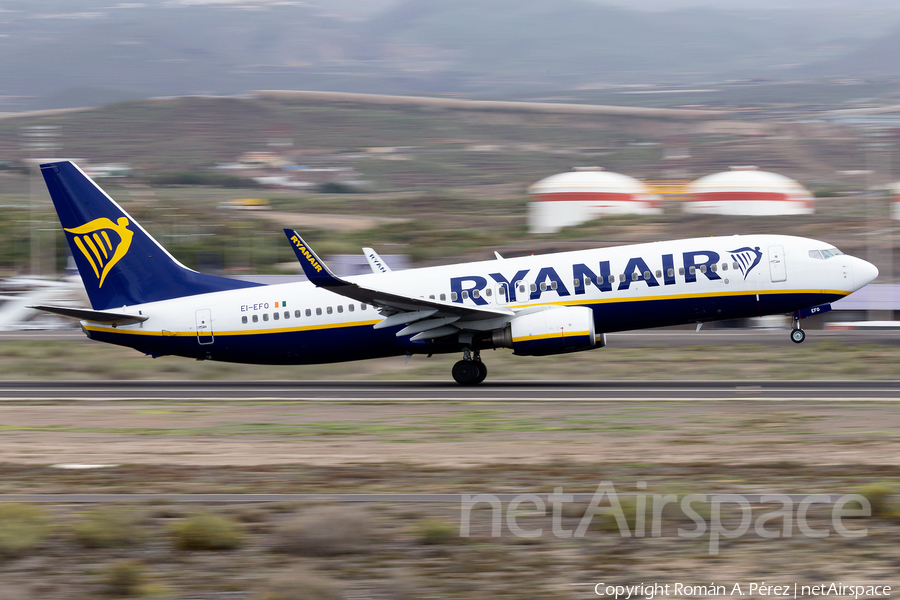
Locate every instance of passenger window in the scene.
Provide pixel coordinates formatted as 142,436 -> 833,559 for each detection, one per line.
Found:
440,294 -> 446,301
263,313 -> 269,322
679,267 -> 685,276
472,289 -> 480,299
643,271 -> 651,280
700,265 -> 707,273
252,315 -> 258,323
655,270 -> 662,278
284,311 -> 290,319
733,262 -> 739,270
316,308 -> 322,316
689,266 -> 696,275
519,285 -> 526,293
295,310 -> 301,318
632,272 -> 639,281
242,316 -> 248,324
273,312 -> 279,321
550,281 -> 557,290
361,304 -> 367,310
619,274 -> 626,282
608,275 -> 616,284
530,283 -> 537,292
429,295 -> 435,299
327,306 -> 333,314
462,291 -> 469,300
667,268 -> 674,277
574,278 -> 580,287
485,288 -> 492,297
451,292 -> 458,301
721,263 -> 728,271
349,304 -> 354,312
306,309 -> 312,317
540,282 -> 547,292
337,305 -> 343,313
499,285 -> 507,297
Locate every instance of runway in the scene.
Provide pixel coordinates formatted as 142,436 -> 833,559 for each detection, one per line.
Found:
3,379 -> 900,401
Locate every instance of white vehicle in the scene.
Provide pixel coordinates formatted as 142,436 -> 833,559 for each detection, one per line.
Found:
33,161 -> 878,384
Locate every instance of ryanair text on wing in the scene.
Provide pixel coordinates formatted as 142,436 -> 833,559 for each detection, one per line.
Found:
64,217 -> 134,287
290,235 -> 323,273
450,247 -> 763,305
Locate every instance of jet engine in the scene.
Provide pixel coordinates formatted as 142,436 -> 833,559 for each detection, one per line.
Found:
490,306 -> 599,356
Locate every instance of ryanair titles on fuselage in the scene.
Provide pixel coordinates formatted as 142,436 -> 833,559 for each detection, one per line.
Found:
450,247 -> 763,305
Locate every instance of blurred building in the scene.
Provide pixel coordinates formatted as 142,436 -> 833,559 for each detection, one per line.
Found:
683,166 -> 814,216
527,167 -> 662,234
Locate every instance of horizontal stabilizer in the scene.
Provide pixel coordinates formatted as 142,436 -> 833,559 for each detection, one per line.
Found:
30,305 -> 148,325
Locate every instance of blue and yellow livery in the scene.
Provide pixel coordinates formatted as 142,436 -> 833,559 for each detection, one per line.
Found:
32,161 -> 878,385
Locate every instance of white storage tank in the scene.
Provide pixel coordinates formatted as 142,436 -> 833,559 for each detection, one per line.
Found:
527,167 -> 662,234
683,166 -> 814,216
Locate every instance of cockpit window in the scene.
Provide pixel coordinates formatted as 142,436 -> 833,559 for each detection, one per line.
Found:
810,247 -> 844,260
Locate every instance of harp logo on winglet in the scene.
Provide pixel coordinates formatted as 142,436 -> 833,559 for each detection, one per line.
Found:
64,217 -> 134,288
290,235 -> 323,272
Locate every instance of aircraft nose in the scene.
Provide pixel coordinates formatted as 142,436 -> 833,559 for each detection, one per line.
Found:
854,258 -> 879,288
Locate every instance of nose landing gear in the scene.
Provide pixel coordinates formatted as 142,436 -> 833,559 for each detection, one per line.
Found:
452,348 -> 487,385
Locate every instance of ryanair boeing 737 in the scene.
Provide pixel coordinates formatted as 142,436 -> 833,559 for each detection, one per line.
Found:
33,161 -> 878,385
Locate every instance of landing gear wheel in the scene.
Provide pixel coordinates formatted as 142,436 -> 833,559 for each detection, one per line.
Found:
473,361 -> 487,384
790,328 -> 806,344
452,360 -> 482,385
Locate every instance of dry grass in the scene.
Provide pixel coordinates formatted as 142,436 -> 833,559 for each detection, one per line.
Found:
272,506 -> 373,556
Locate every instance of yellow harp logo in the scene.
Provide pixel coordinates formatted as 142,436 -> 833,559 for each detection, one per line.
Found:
64,217 -> 134,288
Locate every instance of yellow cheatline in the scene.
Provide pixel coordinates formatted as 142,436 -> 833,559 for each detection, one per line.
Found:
83,319 -> 383,337
513,330 -> 592,343
518,288 -> 849,310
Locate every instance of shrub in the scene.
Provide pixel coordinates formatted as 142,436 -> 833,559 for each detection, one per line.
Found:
857,483 -> 897,518
262,571 -> 343,600
272,506 -> 372,556
73,507 -> 143,548
101,560 -> 146,597
0,503 -> 48,556
416,519 -> 456,545
171,513 -> 243,551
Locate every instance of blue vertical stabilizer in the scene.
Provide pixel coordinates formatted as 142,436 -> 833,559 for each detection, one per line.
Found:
41,161 -> 261,310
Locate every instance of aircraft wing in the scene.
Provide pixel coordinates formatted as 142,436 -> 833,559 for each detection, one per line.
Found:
284,230 -> 514,335
29,305 -> 149,326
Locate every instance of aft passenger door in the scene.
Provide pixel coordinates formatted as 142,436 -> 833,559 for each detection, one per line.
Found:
196,308 -> 214,345
768,245 -> 787,283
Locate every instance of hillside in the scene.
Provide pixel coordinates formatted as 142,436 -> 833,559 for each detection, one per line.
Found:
2,0 -> 899,111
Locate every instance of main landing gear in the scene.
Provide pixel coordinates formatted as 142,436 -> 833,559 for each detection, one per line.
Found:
790,315 -> 806,344
452,348 -> 487,385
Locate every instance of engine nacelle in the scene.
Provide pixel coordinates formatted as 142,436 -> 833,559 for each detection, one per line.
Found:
491,306 -> 598,356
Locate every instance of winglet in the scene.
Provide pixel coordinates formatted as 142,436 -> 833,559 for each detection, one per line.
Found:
363,247 -> 392,273
283,229 -> 348,287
